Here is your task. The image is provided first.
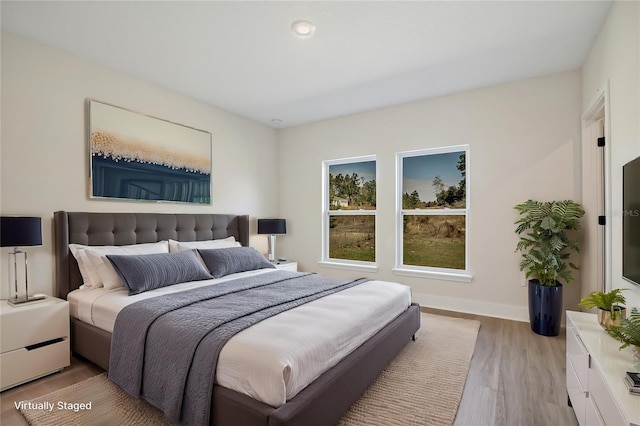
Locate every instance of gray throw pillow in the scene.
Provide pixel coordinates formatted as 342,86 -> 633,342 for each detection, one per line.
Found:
107,250 -> 212,295
198,246 -> 275,278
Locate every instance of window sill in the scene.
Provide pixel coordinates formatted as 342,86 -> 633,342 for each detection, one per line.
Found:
318,261 -> 379,273
392,268 -> 472,283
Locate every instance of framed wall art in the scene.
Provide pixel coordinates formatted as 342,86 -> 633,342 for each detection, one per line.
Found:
88,99 -> 212,204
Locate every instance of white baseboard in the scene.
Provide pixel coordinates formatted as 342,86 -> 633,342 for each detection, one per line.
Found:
411,292 -> 530,323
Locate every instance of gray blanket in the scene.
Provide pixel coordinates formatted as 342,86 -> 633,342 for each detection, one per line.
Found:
108,270 -> 367,425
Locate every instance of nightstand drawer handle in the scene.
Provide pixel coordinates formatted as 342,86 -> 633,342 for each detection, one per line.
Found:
25,337 -> 64,351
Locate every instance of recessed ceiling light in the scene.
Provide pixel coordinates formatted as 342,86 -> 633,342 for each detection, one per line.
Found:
271,119 -> 282,124
291,20 -> 315,37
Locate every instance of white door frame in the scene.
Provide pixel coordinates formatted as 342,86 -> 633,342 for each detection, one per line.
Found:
581,81 -> 611,294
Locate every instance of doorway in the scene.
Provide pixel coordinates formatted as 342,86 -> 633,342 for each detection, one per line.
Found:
581,86 -> 611,296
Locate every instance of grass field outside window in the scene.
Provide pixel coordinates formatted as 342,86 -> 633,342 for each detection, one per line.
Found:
397,146 -> 469,275
323,156 -> 376,266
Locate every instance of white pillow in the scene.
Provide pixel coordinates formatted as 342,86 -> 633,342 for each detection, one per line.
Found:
69,244 -> 101,288
168,237 -> 240,253
82,250 -> 121,290
70,241 -> 169,289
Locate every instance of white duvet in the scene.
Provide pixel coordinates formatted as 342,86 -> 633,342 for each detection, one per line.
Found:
67,269 -> 411,407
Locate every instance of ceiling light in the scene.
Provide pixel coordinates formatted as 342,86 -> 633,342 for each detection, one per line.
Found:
271,119 -> 282,124
291,20 -> 315,37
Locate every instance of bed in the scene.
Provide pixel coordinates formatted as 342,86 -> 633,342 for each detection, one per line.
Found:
54,211 -> 421,426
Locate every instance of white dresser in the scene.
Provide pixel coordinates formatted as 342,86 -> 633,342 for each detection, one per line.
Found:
566,310 -> 640,426
0,297 -> 70,391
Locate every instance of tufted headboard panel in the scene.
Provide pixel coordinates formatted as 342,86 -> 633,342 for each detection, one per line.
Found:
54,211 -> 250,299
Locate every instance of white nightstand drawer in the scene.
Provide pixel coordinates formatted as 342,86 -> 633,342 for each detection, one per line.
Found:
1,297 -> 70,390
0,297 -> 69,353
275,261 -> 298,272
0,337 -> 70,391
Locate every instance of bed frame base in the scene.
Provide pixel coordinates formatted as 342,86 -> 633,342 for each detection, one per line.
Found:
70,304 -> 420,426
70,318 -> 111,370
216,303 -> 420,426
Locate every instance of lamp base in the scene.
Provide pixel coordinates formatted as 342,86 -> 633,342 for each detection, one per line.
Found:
267,234 -> 277,262
8,294 -> 46,306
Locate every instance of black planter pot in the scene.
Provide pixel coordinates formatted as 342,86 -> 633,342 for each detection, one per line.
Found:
528,279 -> 563,336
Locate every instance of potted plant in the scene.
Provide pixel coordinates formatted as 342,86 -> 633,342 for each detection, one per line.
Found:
606,308 -> 640,368
578,289 -> 627,329
514,199 -> 585,336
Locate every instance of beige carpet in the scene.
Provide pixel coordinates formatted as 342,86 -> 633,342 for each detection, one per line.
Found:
19,313 -> 480,426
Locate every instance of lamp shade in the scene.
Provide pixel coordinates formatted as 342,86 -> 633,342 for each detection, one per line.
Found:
257,219 -> 286,235
0,216 -> 42,247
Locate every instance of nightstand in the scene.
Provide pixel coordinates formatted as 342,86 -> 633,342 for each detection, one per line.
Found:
0,296 -> 70,391
274,260 -> 298,272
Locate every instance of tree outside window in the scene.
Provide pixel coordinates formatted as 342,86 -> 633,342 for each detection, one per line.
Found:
397,146 -> 469,273
323,158 -> 376,264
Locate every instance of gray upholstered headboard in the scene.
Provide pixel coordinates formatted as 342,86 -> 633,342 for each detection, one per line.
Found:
54,211 -> 250,299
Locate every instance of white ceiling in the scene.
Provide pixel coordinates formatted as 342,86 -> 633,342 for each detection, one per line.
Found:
1,1 -> 612,128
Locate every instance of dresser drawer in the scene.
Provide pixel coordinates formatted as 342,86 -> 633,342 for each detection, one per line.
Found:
567,357 -> 587,425
585,395 -> 605,426
588,366 -> 626,426
567,326 -> 589,390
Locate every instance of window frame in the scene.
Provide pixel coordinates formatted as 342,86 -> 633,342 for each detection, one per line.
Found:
394,145 -> 471,282
320,155 -> 378,272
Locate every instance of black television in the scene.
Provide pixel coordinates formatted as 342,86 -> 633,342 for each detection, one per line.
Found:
623,155 -> 640,286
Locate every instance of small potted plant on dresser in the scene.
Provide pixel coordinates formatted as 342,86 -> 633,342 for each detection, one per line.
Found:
514,199 -> 585,336
578,289 -> 627,329
606,308 -> 640,369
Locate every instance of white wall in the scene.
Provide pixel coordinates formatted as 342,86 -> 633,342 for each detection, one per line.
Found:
0,32 -> 279,298
5,4 -> 635,318
277,70 -> 583,321
582,0 -> 640,309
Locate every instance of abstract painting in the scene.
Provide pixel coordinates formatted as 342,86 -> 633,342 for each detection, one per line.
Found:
89,100 -> 211,204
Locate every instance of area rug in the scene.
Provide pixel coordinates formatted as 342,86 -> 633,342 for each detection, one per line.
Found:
18,313 -> 480,426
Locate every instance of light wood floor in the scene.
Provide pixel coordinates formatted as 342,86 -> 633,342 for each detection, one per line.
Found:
1,309 -> 578,426
429,309 -> 579,426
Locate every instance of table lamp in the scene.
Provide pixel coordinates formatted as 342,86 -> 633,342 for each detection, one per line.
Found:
0,216 -> 45,305
257,219 -> 286,262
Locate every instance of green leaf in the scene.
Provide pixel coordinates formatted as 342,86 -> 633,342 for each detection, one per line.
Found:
606,308 -> 640,350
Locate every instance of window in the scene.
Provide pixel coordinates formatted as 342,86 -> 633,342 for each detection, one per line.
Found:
395,146 -> 470,281
322,156 -> 377,270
